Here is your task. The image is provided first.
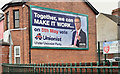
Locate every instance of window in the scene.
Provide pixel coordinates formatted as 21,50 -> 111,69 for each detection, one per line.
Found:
14,46 -> 20,64
13,10 -> 19,28
6,12 -> 10,30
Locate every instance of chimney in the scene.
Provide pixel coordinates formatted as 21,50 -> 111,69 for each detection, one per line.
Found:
12,0 -> 29,2
12,0 -> 23,2
112,8 -> 120,16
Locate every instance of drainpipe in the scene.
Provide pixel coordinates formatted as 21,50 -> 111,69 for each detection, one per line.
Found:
98,41 -> 100,65
104,41 -> 107,62
9,30 -> 12,64
24,4 -> 31,64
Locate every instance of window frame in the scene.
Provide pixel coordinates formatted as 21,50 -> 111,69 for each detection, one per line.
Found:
13,10 -> 20,28
6,12 -> 9,30
14,46 -> 20,64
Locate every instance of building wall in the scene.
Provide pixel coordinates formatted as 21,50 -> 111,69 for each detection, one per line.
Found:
112,11 -> 119,16
27,2 -> 98,63
3,2 -> 98,64
0,20 -> 3,40
3,6 -> 30,64
97,14 -> 118,42
0,46 -> 2,74
97,14 -> 118,61
118,26 -> 120,40
112,8 -> 120,16
1,46 -> 9,63
0,46 -> 9,74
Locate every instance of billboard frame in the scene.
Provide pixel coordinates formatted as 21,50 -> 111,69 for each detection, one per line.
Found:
103,40 -> 120,54
30,5 -> 89,50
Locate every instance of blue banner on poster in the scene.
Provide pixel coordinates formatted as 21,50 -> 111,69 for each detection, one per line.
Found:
32,10 -> 75,30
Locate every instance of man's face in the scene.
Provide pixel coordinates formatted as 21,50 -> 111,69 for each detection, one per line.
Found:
75,18 -> 81,30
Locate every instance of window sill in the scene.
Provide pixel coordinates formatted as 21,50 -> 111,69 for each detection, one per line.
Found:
8,27 -> 27,31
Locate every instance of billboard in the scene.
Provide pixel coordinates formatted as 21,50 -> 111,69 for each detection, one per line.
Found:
30,5 -> 89,50
103,40 -> 120,54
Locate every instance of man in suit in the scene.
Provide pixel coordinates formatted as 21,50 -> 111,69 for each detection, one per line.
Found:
72,17 -> 86,48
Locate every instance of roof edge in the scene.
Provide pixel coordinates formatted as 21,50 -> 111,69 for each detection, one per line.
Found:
0,15 -> 4,22
0,39 -> 10,46
100,13 -> 119,24
1,1 -> 99,15
1,2 -> 26,11
84,0 -> 99,15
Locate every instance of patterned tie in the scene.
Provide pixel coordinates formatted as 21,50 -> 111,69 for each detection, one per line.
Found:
74,31 -> 78,46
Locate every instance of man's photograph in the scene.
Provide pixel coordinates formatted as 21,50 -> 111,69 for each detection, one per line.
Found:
72,17 -> 87,48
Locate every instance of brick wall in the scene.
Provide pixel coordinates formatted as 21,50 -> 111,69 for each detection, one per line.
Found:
4,5 -> 30,64
27,2 -> 98,63
0,46 -> 9,73
112,8 -> 120,16
0,20 -> 4,40
3,2 -> 98,64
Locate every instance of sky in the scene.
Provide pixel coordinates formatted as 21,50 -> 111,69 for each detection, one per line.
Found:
0,0 -> 119,15
89,0 -> 119,14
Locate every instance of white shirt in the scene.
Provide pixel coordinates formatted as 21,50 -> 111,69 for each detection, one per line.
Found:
76,28 -> 81,35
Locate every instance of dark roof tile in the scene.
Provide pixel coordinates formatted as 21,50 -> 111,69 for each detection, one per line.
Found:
102,13 -> 120,24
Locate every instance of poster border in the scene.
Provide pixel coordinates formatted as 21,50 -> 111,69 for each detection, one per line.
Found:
30,5 -> 89,50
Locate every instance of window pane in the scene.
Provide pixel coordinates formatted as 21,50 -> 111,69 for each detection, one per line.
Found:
16,57 -> 20,64
14,10 -> 19,28
16,48 -> 19,55
15,11 -> 19,19
15,20 -> 19,28
6,12 -> 10,29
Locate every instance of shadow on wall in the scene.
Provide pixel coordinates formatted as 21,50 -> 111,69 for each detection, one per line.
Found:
118,1 -> 120,8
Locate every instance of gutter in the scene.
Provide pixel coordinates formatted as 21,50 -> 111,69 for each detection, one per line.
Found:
1,1 -> 99,15
24,4 -> 31,64
0,39 -> 10,46
84,0 -> 99,15
0,16 -> 4,22
1,2 -> 26,11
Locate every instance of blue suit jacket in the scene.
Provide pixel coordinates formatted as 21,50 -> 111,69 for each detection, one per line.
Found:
72,29 -> 86,47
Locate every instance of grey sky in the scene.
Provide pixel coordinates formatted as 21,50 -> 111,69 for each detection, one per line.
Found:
0,0 -> 119,14
89,0 -> 119,14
